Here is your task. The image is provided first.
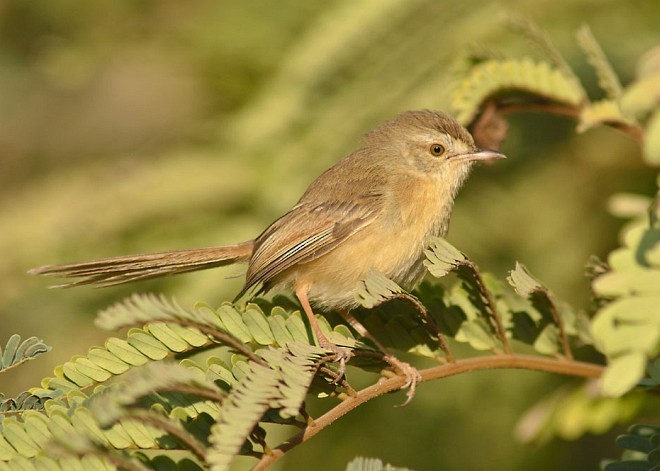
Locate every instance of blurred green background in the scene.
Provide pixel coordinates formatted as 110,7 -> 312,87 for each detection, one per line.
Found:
1,0 -> 658,469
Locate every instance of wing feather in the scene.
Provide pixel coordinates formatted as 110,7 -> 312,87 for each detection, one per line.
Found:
236,198 -> 381,299
235,147 -> 390,300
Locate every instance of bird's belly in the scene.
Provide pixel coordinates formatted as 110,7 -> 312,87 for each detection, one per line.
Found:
288,216 -> 439,310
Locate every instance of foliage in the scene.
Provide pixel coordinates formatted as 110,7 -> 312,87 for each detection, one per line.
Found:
602,424 -> 660,471
0,269 -> 603,470
0,336 -> 50,375
1,5 -> 659,471
345,457 -> 414,471
451,18 -> 660,396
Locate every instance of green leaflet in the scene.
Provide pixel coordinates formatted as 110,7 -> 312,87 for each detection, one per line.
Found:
591,206 -> 660,397
216,304 -> 252,343
126,331 -> 170,361
0,336 -> 51,373
146,323 -> 191,352
507,262 -> 543,297
603,424 -> 660,471
268,310 -> 295,346
592,297 -> 660,357
355,270 -> 404,309
0,391 -> 58,415
0,418 -> 40,458
423,236 -> 466,278
600,353 -> 648,399
242,304 -> 276,346
105,339 -> 149,367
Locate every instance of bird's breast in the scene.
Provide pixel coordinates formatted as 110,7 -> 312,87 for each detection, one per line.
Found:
289,174 -> 453,310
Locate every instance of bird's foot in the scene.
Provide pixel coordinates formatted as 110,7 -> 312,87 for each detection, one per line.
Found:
382,355 -> 421,406
317,337 -> 354,383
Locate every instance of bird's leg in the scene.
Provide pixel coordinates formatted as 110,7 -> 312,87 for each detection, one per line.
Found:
295,285 -> 354,381
339,310 -> 421,405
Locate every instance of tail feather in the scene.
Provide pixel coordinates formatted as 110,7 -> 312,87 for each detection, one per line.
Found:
28,241 -> 254,288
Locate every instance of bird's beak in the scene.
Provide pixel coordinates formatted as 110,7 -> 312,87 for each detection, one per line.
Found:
461,148 -> 507,161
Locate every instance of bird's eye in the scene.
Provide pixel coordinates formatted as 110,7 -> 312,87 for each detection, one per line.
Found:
429,144 -> 445,157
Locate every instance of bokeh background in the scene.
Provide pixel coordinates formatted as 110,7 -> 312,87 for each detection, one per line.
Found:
1,0 -> 658,469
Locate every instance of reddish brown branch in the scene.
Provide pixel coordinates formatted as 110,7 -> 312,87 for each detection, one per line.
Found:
252,354 -> 603,470
490,100 -> 644,142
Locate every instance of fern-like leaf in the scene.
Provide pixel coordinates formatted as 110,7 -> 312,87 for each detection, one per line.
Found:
451,57 -> 586,125
90,362 -> 223,427
0,391 -> 59,414
206,343 -> 326,471
34,293 -> 360,409
96,293 -> 214,331
576,24 -> 623,100
504,14 -> 578,84
0,335 -> 51,374
0,454 -> 120,471
423,237 -> 467,277
603,424 -> 660,471
355,270 -> 405,309
508,262 -> 573,358
591,199 -> 660,397
424,237 -> 511,352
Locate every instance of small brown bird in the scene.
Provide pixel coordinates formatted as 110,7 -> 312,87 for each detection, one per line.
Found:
30,110 -> 505,398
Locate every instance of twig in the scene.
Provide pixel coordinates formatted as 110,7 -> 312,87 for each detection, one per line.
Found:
174,319 -> 267,366
493,100 -> 644,142
169,383 -> 227,403
534,291 -> 574,360
129,412 -> 207,462
252,354 -> 603,470
318,365 -> 357,397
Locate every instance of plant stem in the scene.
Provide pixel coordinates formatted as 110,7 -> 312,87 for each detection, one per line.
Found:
538,291 -> 574,360
393,292 -> 454,361
252,354 -> 603,470
495,101 -> 644,141
133,412 -> 207,462
175,319 -> 266,366
463,261 -> 512,354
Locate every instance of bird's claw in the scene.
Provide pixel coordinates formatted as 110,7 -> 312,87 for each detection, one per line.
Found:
319,340 -> 354,384
383,355 -> 421,407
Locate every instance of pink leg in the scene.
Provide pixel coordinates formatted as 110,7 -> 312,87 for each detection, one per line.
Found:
339,310 -> 421,406
295,284 -> 353,379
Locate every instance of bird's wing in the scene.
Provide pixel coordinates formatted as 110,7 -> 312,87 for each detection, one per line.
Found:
236,192 -> 383,299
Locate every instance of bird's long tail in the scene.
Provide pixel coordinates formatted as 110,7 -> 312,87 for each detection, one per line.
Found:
28,241 -> 254,288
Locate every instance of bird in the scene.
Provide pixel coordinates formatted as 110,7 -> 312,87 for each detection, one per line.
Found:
30,110 -> 505,400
